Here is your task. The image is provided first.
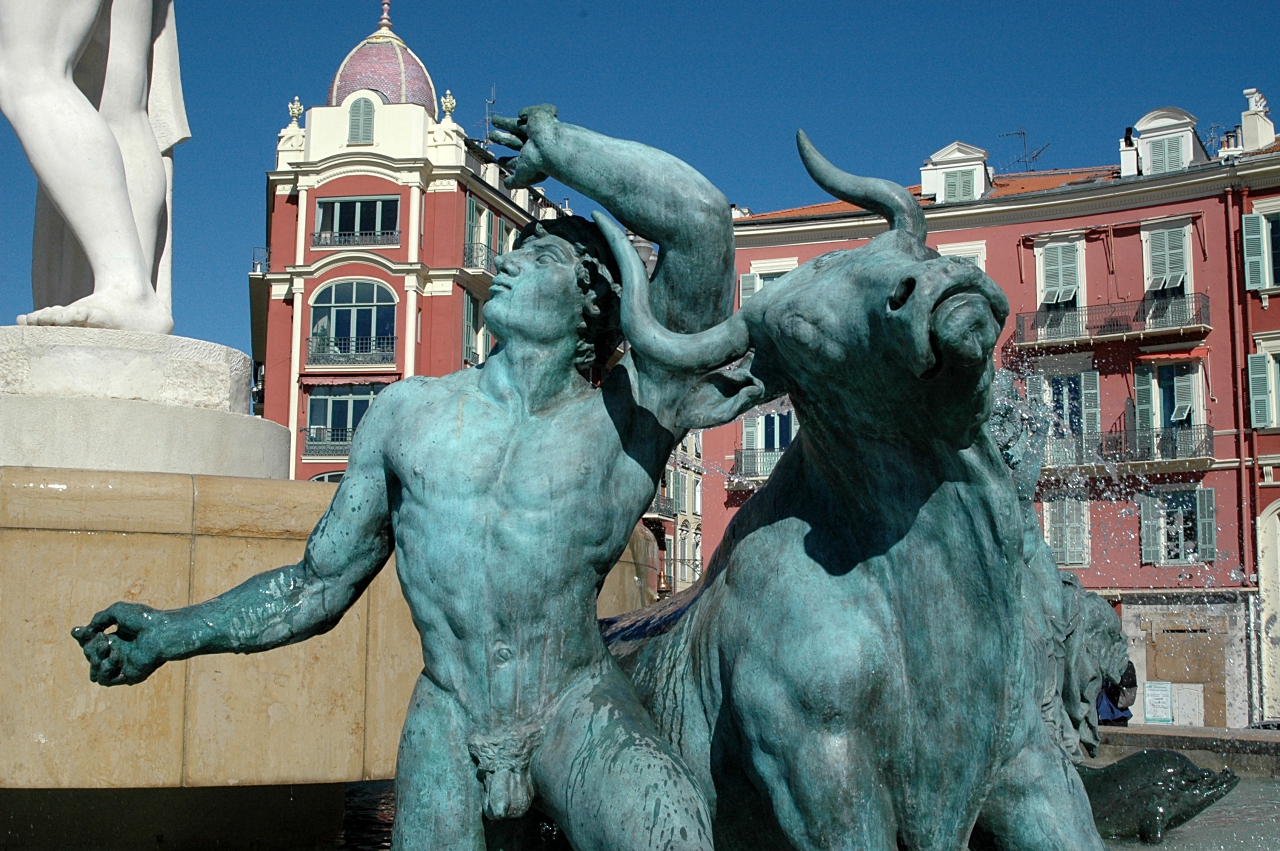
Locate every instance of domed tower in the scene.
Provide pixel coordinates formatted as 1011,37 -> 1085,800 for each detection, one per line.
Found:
328,2 -> 437,118
251,1 -> 564,480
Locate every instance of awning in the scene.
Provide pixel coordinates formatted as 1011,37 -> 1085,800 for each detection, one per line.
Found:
1135,346 -> 1207,362
298,374 -> 401,386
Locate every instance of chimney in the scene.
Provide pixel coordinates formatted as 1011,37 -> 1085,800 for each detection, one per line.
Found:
1242,88 -> 1276,153
1120,127 -> 1139,177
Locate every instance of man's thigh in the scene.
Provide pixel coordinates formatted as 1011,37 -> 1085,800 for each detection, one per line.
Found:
532,667 -> 712,851
393,675 -> 487,851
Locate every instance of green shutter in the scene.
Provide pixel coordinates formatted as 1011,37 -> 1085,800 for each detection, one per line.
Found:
1081,370 -> 1101,435
944,171 -> 959,202
1166,227 -> 1186,288
1058,243 -> 1079,302
348,99 -> 373,144
960,169 -> 974,200
1148,229 -> 1168,288
466,198 -> 478,246
1196,488 -> 1216,562
1170,370 -> 1193,423
1249,352 -> 1274,428
1134,365 -> 1155,430
1047,500 -> 1066,563
1148,138 -> 1167,174
1042,244 -> 1063,304
1065,499 -> 1089,565
362,101 -> 374,143
1139,494 -> 1162,564
1167,136 -> 1183,171
739,273 -> 760,306
1026,374 -> 1046,405
1243,214 -> 1273,291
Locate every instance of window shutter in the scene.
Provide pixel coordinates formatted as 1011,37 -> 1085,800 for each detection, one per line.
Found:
960,169 -> 974,200
466,198 -> 478,246
1081,370 -> 1101,434
1065,499 -> 1088,565
1048,500 -> 1066,564
739,273 -> 760,306
1134,365 -> 1155,430
348,101 -> 362,143
1041,245 -> 1062,304
1148,229 -> 1168,289
1248,352 -> 1274,428
1166,227 -> 1186,288
1171,371 -> 1193,422
1148,138 -> 1167,174
1058,243 -> 1079,302
944,171 -> 959,202
348,99 -> 373,144
1196,488 -> 1216,562
361,101 -> 374,143
1139,494 -> 1162,564
1167,136 -> 1183,171
1243,214 -> 1274,291
1026,374 -> 1046,405
742,416 -> 759,450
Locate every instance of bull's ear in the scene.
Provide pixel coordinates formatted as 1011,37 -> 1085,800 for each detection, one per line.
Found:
675,351 -> 776,430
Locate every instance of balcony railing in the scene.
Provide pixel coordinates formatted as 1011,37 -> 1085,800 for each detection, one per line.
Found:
647,494 -> 676,518
1043,424 -> 1215,471
250,247 -> 270,273
311,230 -> 400,247
308,336 -> 397,366
1014,293 -> 1210,347
665,559 -> 703,582
734,448 -> 786,480
304,427 -> 352,457
464,242 -> 497,274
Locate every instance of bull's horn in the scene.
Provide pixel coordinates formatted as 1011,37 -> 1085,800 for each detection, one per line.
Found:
796,130 -> 927,242
592,212 -> 749,373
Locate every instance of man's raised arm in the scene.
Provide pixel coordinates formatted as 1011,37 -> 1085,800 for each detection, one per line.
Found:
489,104 -> 735,336
72,391 -> 399,687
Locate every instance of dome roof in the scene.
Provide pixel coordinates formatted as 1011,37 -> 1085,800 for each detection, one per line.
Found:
328,8 -> 436,118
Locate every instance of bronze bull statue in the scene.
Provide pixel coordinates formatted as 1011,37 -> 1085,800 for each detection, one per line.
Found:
592,133 -> 1108,851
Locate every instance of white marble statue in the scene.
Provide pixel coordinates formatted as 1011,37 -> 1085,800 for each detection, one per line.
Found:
0,0 -> 189,334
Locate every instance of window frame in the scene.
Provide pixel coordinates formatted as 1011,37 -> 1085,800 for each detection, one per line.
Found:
348,97 -> 375,145
936,240 -> 987,271
1139,486 -> 1216,565
1041,491 -> 1091,568
1034,237 -> 1087,308
313,196 -> 402,245
1141,220 -> 1194,294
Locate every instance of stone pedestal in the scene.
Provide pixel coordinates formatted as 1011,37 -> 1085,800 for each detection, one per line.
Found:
0,326 -> 288,478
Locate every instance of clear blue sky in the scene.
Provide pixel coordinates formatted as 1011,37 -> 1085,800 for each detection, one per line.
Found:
0,0 -> 1272,355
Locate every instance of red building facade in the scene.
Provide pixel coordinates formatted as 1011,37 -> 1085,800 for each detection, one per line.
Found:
249,12 -> 561,482
703,95 -> 1280,727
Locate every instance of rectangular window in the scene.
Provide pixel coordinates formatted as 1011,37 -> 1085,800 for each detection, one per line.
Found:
1139,489 -> 1216,564
738,273 -> 760,306
693,477 -> 702,515
1043,495 -> 1090,567
1249,351 -> 1274,428
1146,136 -> 1184,175
943,169 -> 975,202
463,290 -> 484,365
1146,226 -> 1188,292
1243,213 -> 1278,291
305,384 -> 387,453
1040,242 -> 1080,307
315,197 -> 399,244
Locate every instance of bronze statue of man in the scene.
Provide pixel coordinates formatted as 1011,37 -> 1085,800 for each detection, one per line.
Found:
72,105 -> 733,851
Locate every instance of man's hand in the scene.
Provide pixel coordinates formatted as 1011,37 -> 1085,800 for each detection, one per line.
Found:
489,104 -> 560,188
71,602 -> 168,686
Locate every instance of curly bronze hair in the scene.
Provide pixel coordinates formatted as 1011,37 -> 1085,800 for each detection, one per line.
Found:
514,217 -> 624,373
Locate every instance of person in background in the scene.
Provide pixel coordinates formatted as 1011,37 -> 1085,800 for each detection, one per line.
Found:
1098,660 -> 1137,727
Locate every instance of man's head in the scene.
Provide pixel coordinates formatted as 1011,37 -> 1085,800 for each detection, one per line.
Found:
485,216 -> 622,373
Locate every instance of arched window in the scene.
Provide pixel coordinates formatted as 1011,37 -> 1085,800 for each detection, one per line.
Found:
310,471 -> 345,484
348,98 -> 374,144
310,281 -> 396,364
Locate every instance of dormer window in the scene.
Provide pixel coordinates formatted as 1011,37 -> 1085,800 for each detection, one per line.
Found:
348,97 -> 375,144
1129,107 -> 1207,177
1146,136 -> 1184,174
943,169 -> 975,202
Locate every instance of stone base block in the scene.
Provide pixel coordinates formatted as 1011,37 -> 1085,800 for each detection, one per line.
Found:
0,395 -> 289,479
0,784 -> 345,850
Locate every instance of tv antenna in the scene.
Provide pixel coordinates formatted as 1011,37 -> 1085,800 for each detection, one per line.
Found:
477,85 -> 497,149
999,129 -> 1049,172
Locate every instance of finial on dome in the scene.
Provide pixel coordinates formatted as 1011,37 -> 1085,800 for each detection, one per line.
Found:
379,1 -> 392,29
441,90 -> 456,117
288,96 -> 303,126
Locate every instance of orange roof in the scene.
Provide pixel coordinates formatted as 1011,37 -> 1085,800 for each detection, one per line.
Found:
739,167 -> 1119,222
1250,139 -> 1280,156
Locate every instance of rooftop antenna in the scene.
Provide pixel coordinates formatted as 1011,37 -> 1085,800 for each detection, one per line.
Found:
478,85 -> 497,149
999,129 -> 1050,172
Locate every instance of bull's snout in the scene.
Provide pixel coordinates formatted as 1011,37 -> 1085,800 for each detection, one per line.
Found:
890,260 -> 1007,380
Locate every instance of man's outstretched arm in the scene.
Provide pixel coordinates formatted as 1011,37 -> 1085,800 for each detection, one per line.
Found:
72,390 -> 400,686
490,104 -> 735,335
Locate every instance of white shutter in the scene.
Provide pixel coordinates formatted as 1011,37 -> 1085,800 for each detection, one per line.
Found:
1026,374 -> 1047,405
1139,494 -> 1162,564
1081,370 -> 1101,434
1167,136 -> 1183,171
742,416 -> 759,450
1065,499 -> 1089,566
1166,227 -> 1187,288
1058,243 -> 1079,302
1249,352 -> 1274,428
1148,229 -> 1168,289
1041,245 -> 1062,304
1243,214 -> 1274,291
1047,500 -> 1065,563
1148,138 -> 1167,174
739,273 -> 760,306
1170,371 -> 1193,422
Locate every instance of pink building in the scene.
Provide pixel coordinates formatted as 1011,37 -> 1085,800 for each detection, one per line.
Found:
248,11 -> 562,482
703,94 -> 1280,727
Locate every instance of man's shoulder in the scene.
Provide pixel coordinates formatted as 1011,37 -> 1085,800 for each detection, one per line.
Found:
375,372 -> 475,411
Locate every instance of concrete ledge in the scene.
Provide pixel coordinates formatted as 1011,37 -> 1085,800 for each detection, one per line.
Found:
1091,724 -> 1280,778
0,396 -> 289,478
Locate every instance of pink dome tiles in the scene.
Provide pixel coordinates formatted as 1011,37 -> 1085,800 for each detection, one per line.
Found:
329,21 -> 437,118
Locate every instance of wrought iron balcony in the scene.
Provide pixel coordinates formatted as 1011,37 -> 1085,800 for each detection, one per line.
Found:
464,242 -> 497,274
1042,424 -> 1215,473
303,427 -> 353,457
646,494 -> 676,518
734,448 -> 786,481
666,559 -> 703,582
311,230 -> 400,247
1014,293 -> 1210,348
308,336 -> 397,366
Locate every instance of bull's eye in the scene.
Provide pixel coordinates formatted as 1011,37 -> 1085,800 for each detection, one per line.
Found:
888,277 -> 916,311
